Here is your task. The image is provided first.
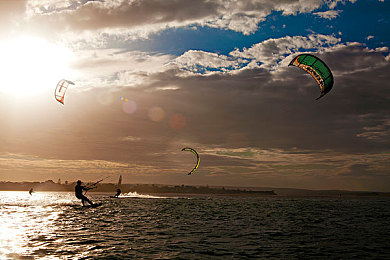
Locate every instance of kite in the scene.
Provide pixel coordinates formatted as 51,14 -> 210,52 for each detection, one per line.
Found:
181,147 -> 200,175
289,54 -> 334,100
55,79 -> 75,104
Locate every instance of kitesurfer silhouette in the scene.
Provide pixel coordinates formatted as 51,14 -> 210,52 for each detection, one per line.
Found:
113,188 -> 121,198
75,180 -> 94,206
29,188 -> 33,196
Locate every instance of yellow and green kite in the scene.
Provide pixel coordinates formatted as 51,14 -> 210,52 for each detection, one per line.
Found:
181,147 -> 200,175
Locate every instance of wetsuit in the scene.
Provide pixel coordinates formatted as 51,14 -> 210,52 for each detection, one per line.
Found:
75,184 -> 93,206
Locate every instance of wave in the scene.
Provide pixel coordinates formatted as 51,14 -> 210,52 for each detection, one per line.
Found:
119,191 -> 172,199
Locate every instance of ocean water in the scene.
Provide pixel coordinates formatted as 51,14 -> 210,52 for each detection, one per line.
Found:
0,191 -> 389,259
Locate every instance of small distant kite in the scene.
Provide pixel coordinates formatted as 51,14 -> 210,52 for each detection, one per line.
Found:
289,53 -> 334,100
181,147 -> 200,175
55,79 -> 75,104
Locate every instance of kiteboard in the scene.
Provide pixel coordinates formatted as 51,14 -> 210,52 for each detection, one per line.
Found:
83,202 -> 102,208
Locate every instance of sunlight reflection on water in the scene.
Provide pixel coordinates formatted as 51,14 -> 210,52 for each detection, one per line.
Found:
0,191 -> 389,259
0,191 -> 74,259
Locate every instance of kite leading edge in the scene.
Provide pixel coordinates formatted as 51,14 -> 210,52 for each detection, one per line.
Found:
181,147 -> 200,175
289,53 -> 334,100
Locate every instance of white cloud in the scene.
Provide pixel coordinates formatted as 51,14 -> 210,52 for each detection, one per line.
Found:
169,34 -> 342,75
313,10 -> 342,19
172,50 -> 249,74
70,49 -> 173,88
230,34 -> 341,69
121,136 -> 142,142
375,46 -> 388,52
326,0 -> 357,9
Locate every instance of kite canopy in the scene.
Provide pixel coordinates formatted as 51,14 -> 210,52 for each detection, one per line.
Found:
55,79 -> 75,104
289,53 -> 334,100
181,147 -> 200,175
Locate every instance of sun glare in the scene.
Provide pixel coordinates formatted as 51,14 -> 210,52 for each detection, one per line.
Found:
0,36 -> 75,98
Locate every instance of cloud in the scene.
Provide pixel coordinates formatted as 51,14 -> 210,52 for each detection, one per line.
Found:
0,152 -> 132,181
338,162 -> 390,177
70,49 -> 173,88
121,136 -> 142,142
0,0 -> 28,36
172,50 -> 249,74
313,10 -> 342,19
356,116 -> 390,143
196,147 -> 390,190
165,34 -> 342,76
229,34 -> 341,69
135,39 -> 390,157
22,0 -> 355,41
70,34 -> 346,87
375,46 -> 388,52
7,33 -> 384,163
26,0 -> 221,37
60,33 -> 389,165
203,147 -> 390,175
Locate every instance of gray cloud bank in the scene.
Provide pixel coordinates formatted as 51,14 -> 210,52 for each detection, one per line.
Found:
15,0 -> 354,40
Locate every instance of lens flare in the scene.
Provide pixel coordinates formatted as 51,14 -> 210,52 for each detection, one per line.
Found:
122,100 -> 137,114
148,107 -> 165,122
169,114 -> 186,130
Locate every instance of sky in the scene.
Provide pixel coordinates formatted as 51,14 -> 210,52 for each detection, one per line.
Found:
0,0 -> 389,191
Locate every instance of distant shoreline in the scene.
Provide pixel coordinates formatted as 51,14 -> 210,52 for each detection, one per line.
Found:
1,180 -> 389,197
0,180 -> 276,196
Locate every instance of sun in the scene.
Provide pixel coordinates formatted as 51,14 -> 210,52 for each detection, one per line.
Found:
0,35 -> 75,98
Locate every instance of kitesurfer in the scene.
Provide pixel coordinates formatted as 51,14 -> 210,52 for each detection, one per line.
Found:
75,180 -> 94,206
113,188 -> 121,198
29,188 -> 33,196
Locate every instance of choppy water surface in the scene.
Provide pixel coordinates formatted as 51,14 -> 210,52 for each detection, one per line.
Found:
0,191 -> 389,259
